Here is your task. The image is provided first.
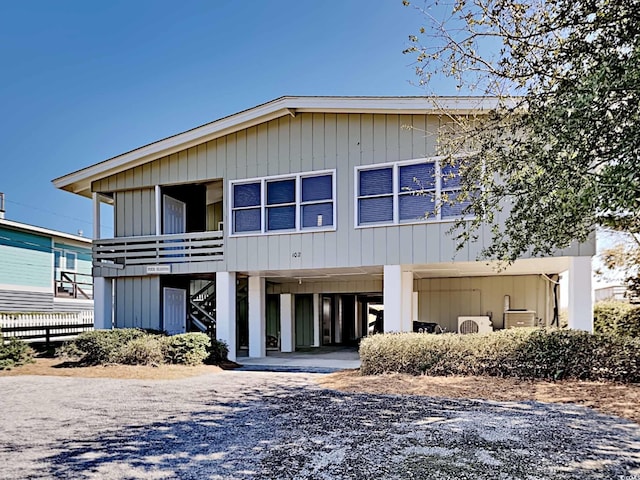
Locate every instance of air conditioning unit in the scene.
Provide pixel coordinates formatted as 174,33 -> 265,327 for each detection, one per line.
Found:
458,316 -> 493,334
504,310 -> 537,328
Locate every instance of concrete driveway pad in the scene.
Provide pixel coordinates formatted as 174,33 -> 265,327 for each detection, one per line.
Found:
0,371 -> 639,479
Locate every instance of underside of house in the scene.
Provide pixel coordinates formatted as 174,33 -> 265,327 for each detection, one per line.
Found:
53,96 -> 595,361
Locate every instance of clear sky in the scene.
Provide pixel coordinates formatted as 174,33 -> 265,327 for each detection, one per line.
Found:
0,0 -> 447,237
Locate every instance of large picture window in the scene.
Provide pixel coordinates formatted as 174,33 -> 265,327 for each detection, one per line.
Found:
231,170 -> 335,235
356,157 -> 473,227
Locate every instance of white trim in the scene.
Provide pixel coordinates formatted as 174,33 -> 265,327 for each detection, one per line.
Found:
155,185 -> 162,235
0,284 -> 53,293
229,169 -> 337,237
0,218 -> 91,244
53,96 -> 508,198
92,192 -> 101,240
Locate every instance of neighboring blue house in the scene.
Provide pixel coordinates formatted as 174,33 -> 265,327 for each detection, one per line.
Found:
0,197 -> 93,313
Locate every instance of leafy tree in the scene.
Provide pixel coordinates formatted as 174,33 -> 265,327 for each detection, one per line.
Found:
403,0 -> 640,262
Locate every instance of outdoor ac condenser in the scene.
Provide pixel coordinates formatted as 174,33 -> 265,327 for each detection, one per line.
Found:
458,316 -> 493,334
504,310 -> 537,328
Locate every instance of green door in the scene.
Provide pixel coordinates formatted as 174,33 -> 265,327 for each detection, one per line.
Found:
266,294 -> 280,349
295,294 -> 314,348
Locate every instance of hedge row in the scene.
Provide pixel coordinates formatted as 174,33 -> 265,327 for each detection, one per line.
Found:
594,301 -> 640,337
61,329 -> 228,366
359,328 -> 640,383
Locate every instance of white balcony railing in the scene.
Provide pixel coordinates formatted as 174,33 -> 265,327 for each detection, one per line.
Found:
93,231 -> 224,267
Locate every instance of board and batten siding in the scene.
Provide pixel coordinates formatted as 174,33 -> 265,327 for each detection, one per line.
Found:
114,276 -> 161,329
92,113 -> 595,276
416,275 -> 553,332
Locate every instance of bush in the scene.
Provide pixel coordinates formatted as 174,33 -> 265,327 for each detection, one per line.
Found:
0,333 -> 34,370
71,329 -> 148,365
207,338 -> 229,364
163,333 -> 210,365
594,301 -> 639,336
115,336 -> 165,365
360,328 -> 640,383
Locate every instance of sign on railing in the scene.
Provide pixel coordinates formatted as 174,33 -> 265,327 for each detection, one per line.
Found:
93,231 -> 224,267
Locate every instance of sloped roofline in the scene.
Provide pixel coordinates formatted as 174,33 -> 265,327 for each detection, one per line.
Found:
0,218 -> 92,244
52,95 -> 507,198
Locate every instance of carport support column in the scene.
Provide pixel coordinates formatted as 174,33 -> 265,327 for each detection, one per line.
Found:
93,277 -> 112,330
313,293 -> 321,347
280,294 -> 294,353
216,272 -> 237,361
383,265 -> 413,332
248,276 -> 266,358
567,257 -> 593,332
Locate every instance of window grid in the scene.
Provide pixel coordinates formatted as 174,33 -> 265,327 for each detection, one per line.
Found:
230,170 -> 335,236
356,156 -> 471,228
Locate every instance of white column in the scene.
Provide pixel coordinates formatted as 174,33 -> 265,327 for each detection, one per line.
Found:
383,265 -> 413,333
93,277 -> 113,330
567,257 -> 593,332
280,293 -> 295,353
401,271 -> 414,332
248,275 -> 266,357
155,185 -> 162,235
312,293 -> 321,347
216,272 -> 237,361
92,192 -> 101,240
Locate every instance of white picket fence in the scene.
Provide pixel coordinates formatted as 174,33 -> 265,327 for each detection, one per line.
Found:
0,311 -> 94,344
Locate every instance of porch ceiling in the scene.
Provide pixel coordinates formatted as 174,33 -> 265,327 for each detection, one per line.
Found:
249,257 -> 575,284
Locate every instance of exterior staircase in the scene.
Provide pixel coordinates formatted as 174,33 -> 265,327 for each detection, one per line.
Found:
189,280 -> 216,335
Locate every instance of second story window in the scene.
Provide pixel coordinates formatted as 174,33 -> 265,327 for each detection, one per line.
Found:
356,156 -> 474,227
231,170 -> 335,236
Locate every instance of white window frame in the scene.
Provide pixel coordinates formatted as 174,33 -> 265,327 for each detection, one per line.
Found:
54,248 -> 78,274
354,154 -> 474,228
229,169 -> 337,237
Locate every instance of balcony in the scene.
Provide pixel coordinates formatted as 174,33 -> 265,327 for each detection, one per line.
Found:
93,231 -> 224,268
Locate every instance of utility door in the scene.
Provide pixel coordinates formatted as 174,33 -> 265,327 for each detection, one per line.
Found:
163,195 -> 186,234
163,287 -> 186,335
295,294 -> 314,348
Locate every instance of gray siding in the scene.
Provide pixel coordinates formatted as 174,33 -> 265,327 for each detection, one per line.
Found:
52,299 -> 94,313
93,113 -> 596,276
416,275 -> 553,332
115,188 -> 156,237
0,290 -> 54,312
114,277 -> 160,329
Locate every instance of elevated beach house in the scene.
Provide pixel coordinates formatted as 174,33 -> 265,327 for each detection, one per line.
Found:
0,193 -> 93,313
53,97 -> 594,360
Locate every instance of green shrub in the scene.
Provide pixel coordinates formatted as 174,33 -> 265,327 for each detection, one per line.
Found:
360,328 -> 640,383
163,333 -> 210,365
207,338 -> 229,364
594,301 -> 638,336
115,336 -> 165,365
70,329 -> 149,365
0,334 -> 34,370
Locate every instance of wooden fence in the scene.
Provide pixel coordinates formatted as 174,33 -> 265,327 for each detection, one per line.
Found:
0,311 -> 94,346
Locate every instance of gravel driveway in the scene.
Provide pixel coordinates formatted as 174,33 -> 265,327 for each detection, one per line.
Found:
1,371 -> 639,479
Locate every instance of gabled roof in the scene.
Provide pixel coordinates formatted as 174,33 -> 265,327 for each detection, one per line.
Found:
52,95 -> 505,198
0,218 -> 92,245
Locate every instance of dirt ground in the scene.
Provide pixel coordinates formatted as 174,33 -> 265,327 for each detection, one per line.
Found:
0,358 -> 223,380
5,358 -> 640,425
319,369 -> 640,424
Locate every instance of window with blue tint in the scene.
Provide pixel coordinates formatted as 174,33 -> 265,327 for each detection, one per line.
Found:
302,175 -> 332,202
267,205 -> 296,230
359,168 -> 392,196
267,179 -> 295,205
441,162 -> 461,190
399,193 -> 436,221
399,162 -> 435,192
302,203 -> 333,228
359,197 -> 393,224
441,190 -> 475,218
234,208 -> 261,232
233,182 -> 261,208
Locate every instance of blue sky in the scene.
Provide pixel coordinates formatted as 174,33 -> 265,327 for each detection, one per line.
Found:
0,0 -> 448,237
